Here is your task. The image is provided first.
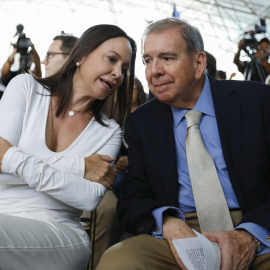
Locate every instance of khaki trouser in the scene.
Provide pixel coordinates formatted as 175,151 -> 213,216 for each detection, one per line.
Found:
96,211 -> 270,270
93,191 -> 122,269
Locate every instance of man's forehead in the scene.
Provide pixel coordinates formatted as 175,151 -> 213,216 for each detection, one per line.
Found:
142,30 -> 183,56
49,40 -> 63,50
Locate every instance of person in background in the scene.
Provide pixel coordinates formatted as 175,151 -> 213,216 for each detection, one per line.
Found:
98,76 -> 147,256
92,76 -> 146,269
113,76 -> 146,199
1,40 -> 41,86
233,37 -> 270,82
97,17 -> 270,270
205,51 -> 217,78
216,70 -> 226,80
0,24 -> 136,270
41,33 -> 78,77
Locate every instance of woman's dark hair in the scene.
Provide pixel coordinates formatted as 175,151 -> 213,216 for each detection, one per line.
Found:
35,24 -> 137,128
134,77 -> 146,106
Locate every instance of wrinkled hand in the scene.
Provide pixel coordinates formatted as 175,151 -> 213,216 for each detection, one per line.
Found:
0,137 -> 13,172
202,230 -> 257,270
163,216 -> 197,269
84,154 -> 115,190
114,156 -> 128,173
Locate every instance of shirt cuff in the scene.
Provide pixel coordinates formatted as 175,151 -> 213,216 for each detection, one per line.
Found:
1,146 -> 18,174
77,156 -> 85,177
151,206 -> 184,239
236,222 -> 270,255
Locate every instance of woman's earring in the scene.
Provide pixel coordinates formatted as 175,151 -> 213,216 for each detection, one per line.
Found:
76,62 -> 80,67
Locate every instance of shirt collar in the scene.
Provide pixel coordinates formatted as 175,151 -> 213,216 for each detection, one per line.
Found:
171,76 -> 216,127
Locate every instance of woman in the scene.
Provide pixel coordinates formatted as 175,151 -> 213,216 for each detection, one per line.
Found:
0,24 -> 136,270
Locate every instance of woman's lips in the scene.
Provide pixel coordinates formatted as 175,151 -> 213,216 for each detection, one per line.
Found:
100,78 -> 115,91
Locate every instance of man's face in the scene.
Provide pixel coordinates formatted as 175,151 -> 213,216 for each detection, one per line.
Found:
41,40 -> 68,77
142,28 -> 205,108
258,41 -> 270,59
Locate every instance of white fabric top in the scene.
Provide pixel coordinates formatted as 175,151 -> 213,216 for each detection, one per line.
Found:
0,74 -> 122,230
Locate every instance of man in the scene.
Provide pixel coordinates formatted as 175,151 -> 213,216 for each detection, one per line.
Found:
216,70 -> 226,80
205,50 -> 217,78
96,18 -> 270,270
41,34 -> 78,77
1,44 -> 41,87
233,37 -> 270,83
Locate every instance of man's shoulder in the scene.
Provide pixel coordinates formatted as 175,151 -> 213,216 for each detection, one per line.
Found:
130,98 -> 170,116
210,76 -> 270,94
125,98 -> 172,126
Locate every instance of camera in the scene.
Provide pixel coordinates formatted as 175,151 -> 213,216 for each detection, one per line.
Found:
242,19 -> 266,55
12,24 -> 33,72
16,33 -> 33,56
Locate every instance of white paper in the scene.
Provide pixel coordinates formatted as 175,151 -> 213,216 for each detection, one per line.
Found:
172,230 -> 221,270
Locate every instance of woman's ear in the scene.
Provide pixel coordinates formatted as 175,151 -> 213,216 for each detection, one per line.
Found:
194,52 -> 207,79
75,55 -> 86,66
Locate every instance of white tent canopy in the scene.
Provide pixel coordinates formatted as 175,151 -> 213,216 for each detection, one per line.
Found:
1,0 -> 269,86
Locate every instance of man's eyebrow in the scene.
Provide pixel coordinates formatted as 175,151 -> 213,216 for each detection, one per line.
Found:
159,52 -> 178,57
142,53 -> 151,59
142,52 -> 178,58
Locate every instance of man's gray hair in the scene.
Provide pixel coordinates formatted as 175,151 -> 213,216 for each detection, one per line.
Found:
142,17 -> 205,58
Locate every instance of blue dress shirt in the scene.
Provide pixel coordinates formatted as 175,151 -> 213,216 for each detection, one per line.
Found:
152,76 -> 270,255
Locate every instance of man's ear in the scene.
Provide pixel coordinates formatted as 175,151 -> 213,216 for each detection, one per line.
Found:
194,52 -> 206,80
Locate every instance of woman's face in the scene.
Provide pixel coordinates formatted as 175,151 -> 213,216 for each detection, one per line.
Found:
74,37 -> 132,100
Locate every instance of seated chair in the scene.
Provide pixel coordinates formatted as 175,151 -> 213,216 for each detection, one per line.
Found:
80,210 -> 97,270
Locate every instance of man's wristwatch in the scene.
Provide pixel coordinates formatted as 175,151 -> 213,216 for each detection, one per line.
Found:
239,229 -> 263,254
248,233 -> 262,254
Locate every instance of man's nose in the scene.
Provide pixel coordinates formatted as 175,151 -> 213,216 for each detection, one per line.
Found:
41,58 -> 47,65
151,59 -> 164,76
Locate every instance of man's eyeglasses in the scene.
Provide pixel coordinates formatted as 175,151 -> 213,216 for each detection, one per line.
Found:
45,52 -> 70,61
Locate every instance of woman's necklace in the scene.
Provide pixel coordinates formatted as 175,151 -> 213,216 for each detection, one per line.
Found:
68,108 -> 81,117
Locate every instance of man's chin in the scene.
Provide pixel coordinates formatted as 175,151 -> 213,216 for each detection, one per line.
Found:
156,94 -> 174,106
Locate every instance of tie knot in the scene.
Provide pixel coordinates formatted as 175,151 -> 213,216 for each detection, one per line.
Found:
185,110 -> 202,128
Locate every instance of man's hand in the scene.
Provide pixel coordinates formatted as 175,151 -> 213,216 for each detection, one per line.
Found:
163,215 -> 197,269
84,154 -> 115,190
202,230 -> 257,270
0,137 -> 12,172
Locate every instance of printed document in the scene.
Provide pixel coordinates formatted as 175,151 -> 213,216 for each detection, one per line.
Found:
172,230 -> 221,270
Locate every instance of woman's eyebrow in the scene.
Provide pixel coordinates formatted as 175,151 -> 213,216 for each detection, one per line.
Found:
108,51 -> 122,59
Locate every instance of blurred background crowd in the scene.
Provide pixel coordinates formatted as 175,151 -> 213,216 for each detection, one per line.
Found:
1,0 -> 270,100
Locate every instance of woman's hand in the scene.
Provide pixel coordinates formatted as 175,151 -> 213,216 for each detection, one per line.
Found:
84,154 -> 116,190
0,137 -> 13,172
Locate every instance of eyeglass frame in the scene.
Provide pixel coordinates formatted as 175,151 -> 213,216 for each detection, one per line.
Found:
45,52 -> 70,61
